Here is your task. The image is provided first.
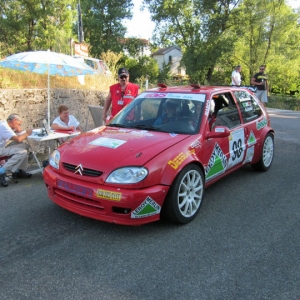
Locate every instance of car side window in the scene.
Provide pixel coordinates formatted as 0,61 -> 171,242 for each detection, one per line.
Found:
210,93 -> 241,129
233,91 -> 262,123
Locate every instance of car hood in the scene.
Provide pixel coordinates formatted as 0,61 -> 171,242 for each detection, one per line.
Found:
59,126 -> 189,169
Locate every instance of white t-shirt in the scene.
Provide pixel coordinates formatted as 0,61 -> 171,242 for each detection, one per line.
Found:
231,70 -> 241,86
0,120 -> 15,148
52,115 -> 80,129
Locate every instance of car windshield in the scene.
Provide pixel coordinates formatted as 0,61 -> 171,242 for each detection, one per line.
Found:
110,92 -> 206,134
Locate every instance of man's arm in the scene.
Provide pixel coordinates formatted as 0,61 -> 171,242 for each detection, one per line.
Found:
102,91 -> 112,122
10,129 -> 32,143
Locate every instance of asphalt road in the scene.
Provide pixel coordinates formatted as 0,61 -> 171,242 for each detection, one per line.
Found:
1,109 -> 299,300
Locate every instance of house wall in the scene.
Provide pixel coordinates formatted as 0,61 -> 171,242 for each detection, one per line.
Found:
153,48 -> 185,76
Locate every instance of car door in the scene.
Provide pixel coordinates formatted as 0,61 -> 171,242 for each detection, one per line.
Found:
232,90 -> 265,165
203,92 -> 246,183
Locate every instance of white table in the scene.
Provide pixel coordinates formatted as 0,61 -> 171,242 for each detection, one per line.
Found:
27,130 -> 81,172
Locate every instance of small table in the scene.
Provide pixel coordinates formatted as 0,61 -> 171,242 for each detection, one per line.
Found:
27,129 -> 81,173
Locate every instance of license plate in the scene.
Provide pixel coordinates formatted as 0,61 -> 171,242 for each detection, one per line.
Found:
57,179 -> 93,198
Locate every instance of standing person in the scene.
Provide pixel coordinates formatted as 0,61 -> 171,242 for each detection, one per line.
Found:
102,68 -> 140,123
51,104 -> 83,133
231,65 -> 242,86
0,113 -> 33,186
251,65 -> 268,106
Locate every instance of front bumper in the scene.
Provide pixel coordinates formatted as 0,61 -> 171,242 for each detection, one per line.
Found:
43,167 -> 169,226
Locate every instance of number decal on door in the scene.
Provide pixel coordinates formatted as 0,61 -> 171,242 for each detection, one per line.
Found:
228,128 -> 245,168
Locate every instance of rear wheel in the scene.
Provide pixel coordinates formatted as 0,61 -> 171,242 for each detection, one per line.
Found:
162,164 -> 204,224
251,133 -> 274,171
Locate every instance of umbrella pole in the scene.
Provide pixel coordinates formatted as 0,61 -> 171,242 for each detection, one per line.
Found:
47,71 -> 50,128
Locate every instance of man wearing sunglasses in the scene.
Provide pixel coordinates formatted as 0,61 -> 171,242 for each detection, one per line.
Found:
102,68 -> 140,123
251,65 -> 268,106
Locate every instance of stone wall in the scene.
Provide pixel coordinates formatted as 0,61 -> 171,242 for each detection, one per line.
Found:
0,88 -> 107,131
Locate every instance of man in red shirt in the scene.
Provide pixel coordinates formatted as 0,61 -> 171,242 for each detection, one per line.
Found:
102,68 -> 140,123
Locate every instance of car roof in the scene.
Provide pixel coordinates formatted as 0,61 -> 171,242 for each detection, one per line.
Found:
145,84 -> 254,94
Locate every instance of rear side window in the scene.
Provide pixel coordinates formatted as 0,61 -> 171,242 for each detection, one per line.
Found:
233,91 -> 262,123
210,93 -> 241,129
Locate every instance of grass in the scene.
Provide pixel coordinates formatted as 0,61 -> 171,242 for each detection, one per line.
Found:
0,68 -> 115,91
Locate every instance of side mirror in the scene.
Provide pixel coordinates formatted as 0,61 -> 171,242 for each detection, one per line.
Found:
206,126 -> 230,139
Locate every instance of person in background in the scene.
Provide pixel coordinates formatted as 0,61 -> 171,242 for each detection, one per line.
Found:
231,65 -> 242,86
51,104 -> 83,133
102,68 -> 140,123
251,65 -> 268,106
0,113 -> 33,186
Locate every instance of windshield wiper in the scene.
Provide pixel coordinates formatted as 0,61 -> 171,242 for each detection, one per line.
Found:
130,124 -> 163,131
108,123 -> 128,128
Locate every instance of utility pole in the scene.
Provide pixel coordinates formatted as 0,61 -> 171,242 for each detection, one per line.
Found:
77,0 -> 84,43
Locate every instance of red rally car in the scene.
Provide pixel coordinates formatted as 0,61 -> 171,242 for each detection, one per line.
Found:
43,84 -> 274,225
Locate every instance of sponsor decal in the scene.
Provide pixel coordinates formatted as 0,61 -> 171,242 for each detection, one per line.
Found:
89,137 -> 126,148
205,143 -> 227,181
144,93 -> 167,98
242,101 -> 252,107
130,130 -> 154,137
243,146 -> 255,164
215,127 -> 225,133
228,128 -> 246,169
131,196 -> 161,218
191,140 -> 201,149
204,99 -> 210,116
168,149 -> 195,170
57,179 -> 93,197
256,118 -> 267,130
96,189 -> 122,201
247,130 -> 256,146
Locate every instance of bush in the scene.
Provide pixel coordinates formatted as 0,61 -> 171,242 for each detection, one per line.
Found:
268,94 -> 300,111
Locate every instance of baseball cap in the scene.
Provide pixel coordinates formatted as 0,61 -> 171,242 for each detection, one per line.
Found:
118,68 -> 129,76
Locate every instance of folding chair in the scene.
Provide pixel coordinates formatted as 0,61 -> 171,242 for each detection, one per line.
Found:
84,105 -> 104,131
0,155 -> 18,185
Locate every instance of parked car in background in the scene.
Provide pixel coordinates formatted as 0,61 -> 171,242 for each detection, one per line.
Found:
43,84 -> 275,226
73,55 -> 112,76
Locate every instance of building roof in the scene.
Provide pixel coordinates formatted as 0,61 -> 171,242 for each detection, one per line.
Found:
151,46 -> 181,56
119,38 -> 150,46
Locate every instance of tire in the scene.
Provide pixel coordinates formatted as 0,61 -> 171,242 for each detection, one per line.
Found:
162,164 -> 204,224
251,133 -> 274,171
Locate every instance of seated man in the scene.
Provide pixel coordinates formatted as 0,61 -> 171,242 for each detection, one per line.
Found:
0,113 -> 33,186
154,100 -> 178,126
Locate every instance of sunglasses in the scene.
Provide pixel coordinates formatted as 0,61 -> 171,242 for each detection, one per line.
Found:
120,75 -> 128,79
260,68 -> 265,71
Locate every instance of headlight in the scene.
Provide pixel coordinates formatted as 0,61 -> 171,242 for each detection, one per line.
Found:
49,150 -> 60,169
106,167 -> 148,184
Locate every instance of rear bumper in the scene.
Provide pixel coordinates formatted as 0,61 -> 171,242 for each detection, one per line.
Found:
43,167 -> 169,226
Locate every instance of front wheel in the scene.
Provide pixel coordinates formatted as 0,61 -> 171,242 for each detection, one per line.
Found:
251,133 -> 274,171
162,164 -> 204,224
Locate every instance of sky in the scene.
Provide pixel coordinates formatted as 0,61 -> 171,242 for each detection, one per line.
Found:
123,0 -> 155,40
124,0 -> 299,40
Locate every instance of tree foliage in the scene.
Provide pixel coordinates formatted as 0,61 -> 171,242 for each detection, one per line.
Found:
144,0 -> 300,90
0,0 -> 76,56
81,0 -> 133,57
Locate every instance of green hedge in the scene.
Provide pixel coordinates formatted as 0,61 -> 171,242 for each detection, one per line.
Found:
267,94 -> 300,111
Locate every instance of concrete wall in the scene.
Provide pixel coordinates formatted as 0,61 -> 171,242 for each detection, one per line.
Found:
0,88 -> 107,131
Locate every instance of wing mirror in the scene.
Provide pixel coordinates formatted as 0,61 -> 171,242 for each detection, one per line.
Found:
206,126 -> 230,139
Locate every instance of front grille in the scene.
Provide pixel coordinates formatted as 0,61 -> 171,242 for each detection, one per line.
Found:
63,162 -> 103,177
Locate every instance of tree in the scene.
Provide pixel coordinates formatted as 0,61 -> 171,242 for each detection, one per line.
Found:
80,0 -> 133,57
0,0 -> 76,57
144,0 -> 240,83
